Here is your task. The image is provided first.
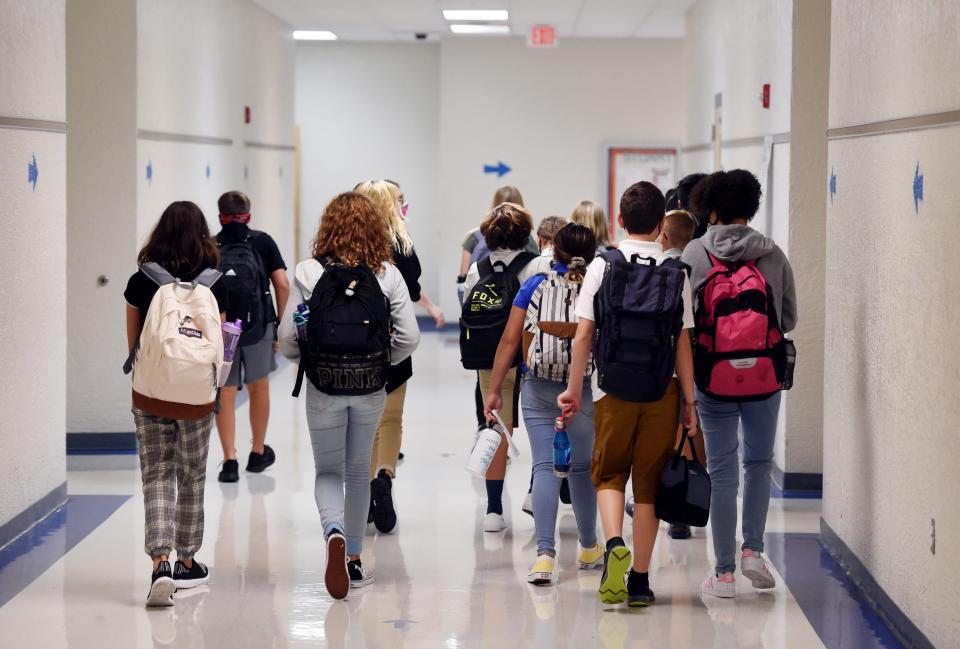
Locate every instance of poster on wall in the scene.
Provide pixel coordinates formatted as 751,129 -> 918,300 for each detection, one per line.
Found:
606,146 -> 678,239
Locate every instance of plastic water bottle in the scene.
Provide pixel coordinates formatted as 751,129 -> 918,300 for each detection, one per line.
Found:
293,304 -> 310,343
553,416 -> 571,478
221,320 -> 243,362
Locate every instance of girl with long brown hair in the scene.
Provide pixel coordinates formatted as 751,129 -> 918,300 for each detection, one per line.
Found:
278,192 -> 419,600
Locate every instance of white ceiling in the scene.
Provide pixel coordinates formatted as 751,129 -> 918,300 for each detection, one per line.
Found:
253,0 -> 699,41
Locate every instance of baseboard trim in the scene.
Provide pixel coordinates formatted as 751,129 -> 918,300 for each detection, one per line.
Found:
66,432 -> 137,455
771,465 -> 822,496
820,518 -> 935,649
0,482 -> 68,550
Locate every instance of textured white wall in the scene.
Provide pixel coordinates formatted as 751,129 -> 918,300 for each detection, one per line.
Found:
295,42 -> 441,303
436,37 -> 684,317
66,0 -> 295,434
0,0 -> 67,525
823,2 -> 960,646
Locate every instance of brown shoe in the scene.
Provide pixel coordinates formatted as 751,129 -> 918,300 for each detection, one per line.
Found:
325,532 -> 349,599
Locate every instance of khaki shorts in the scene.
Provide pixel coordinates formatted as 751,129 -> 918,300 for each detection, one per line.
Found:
224,324 -> 278,387
591,379 -> 680,504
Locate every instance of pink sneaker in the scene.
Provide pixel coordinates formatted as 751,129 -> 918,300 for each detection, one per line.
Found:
741,549 -> 776,589
701,571 -> 736,598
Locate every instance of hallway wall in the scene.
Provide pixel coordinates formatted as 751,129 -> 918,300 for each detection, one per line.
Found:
822,1 -> 960,646
0,0 -> 67,529
295,38 -> 685,318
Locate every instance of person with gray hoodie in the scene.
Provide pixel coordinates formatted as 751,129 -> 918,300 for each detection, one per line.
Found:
681,169 -> 797,600
278,191 -> 420,600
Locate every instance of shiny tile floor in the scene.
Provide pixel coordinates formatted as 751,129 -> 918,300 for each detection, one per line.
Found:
0,332 -> 900,649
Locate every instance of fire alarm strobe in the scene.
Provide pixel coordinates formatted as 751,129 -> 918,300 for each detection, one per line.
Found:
761,84 -> 770,109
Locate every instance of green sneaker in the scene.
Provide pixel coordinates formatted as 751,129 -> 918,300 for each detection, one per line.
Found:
598,540 -> 631,604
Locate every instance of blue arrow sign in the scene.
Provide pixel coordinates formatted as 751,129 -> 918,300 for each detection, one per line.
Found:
27,154 -> 38,191
146,160 -> 153,185
829,167 -> 836,204
913,162 -> 923,213
483,161 -> 511,177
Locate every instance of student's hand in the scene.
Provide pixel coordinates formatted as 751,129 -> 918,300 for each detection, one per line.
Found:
557,389 -> 581,418
428,304 -> 445,329
682,402 -> 698,432
272,341 -> 280,353
484,393 -> 503,423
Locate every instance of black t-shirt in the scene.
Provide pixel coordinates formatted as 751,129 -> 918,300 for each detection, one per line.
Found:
216,223 -> 287,274
124,267 -> 230,328
392,243 -> 423,303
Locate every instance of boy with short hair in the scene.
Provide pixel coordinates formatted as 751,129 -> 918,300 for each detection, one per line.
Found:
558,181 -> 698,607
660,209 -> 697,259
215,191 -> 290,482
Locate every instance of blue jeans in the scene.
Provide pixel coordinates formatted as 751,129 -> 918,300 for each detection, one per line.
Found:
521,378 -> 597,555
305,384 -> 386,556
697,390 -> 781,574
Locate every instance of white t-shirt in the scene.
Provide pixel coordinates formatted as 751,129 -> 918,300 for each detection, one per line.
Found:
575,239 -> 695,402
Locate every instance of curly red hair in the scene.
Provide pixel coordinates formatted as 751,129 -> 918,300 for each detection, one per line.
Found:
311,192 -> 393,270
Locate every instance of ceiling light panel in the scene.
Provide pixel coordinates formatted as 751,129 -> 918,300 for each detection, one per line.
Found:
293,30 -> 338,40
442,9 -> 509,21
449,23 -> 511,34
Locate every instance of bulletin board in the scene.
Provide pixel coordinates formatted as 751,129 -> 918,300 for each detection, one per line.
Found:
606,146 -> 678,239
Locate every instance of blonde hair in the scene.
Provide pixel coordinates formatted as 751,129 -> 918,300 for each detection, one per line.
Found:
663,209 -> 696,250
354,180 -> 414,257
570,200 -> 610,247
311,192 -> 393,270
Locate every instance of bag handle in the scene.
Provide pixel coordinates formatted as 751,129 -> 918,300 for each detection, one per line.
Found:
489,409 -> 521,458
671,428 -> 701,468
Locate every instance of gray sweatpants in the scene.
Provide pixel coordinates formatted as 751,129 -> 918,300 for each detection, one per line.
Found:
305,384 -> 386,556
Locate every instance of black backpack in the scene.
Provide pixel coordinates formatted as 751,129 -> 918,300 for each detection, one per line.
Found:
218,232 -> 270,345
292,257 -> 391,397
459,252 -> 536,370
593,249 -> 687,402
655,429 -> 711,527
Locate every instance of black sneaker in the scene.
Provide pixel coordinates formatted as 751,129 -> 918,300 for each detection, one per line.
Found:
669,522 -> 692,539
625,496 -> 635,518
559,477 -> 572,505
370,470 -> 397,534
347,559 -> 374,588
325,531 -> 349,600
173,560 -> 209,589
246,445 -> 276,473
218,460 -> 239,483
598,538 -> 631,605
146,561 -> 176,607
398,451 -> 405,462
627,570 -> 656,607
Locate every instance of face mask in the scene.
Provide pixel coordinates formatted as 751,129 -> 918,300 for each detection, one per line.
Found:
400,200 -> 410,219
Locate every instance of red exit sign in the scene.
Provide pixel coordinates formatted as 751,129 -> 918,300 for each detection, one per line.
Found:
528,24 -> 557,48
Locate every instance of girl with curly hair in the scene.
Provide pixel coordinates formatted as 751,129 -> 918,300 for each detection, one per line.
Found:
278,192 -> 420,599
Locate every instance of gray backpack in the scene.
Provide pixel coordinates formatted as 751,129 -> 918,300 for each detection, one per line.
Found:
524,271 -> 591,383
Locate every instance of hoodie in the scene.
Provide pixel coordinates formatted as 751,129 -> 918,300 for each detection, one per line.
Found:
277,258 -> 421,367
681,224 -> 797,333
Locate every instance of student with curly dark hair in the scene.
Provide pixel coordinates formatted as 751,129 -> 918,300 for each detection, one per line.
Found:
682,169 -> 798,599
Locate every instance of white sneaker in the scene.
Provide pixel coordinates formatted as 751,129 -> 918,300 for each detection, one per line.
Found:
483,512 -> 507,532
522,493 -> 534,517
741,549 -> 776,589
701,571 -> 736,598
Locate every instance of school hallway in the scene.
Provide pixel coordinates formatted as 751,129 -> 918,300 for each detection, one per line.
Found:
0,331 -> 894,649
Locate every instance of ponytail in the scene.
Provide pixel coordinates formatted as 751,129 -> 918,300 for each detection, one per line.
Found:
564,256 -> 588,284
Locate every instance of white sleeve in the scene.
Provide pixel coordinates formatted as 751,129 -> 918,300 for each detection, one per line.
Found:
462,262 -> 479,304
277,279 -> 304,360
574,258 -> 605,322
681,273 -> 695,330
386,268 -> 421,364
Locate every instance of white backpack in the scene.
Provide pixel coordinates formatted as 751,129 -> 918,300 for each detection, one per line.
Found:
524,271 -> 592,383
131,263 -> 225,406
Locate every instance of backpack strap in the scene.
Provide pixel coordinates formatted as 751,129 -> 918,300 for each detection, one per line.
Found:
478,256 -> 495,277
139,262 -> 176,286
599,248 -> 627,265
505,251 -> 537,274
194,268 -> 223,288
292,361 -> 305,398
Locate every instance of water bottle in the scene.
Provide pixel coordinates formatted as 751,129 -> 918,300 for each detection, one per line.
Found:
553,416 -> 571,478
293,304 -> 310,343
221,320 -> 243,362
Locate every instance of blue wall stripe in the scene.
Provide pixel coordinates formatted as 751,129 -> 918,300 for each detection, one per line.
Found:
766,532 -> 907,649
0,495 -> 130,608
66,432 -> 137,455
0,482 -> 67,550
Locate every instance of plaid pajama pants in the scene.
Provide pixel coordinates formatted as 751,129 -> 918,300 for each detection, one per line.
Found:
133,409 -> 213,560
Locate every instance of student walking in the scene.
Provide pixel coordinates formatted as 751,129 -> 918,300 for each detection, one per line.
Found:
278,192 -> 419,600
354,180 -> 443,534
570,200 -> 614,252
681,170 -> 797,598
123,201 -> 229,606
214,191 -> 290,482
559,181 -> 698,607
460,202 -> 540,532
483,223 -> 604,585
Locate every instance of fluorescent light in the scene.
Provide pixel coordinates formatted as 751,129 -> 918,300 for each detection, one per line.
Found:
443,10 -> 508,22
449,23 -> 510,35
293,30 -> 337,41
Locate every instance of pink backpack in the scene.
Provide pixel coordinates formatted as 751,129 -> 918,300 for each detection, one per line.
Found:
694,252 -> 794,401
